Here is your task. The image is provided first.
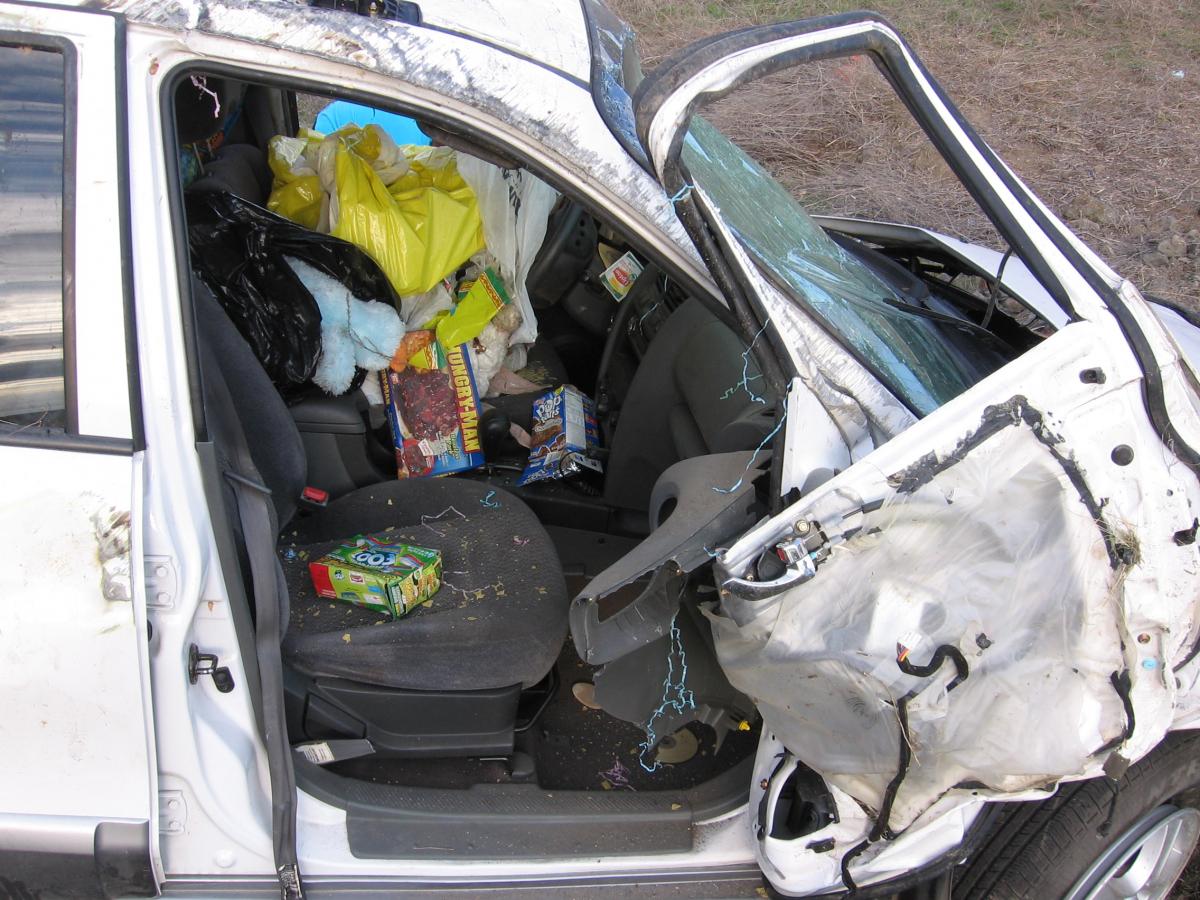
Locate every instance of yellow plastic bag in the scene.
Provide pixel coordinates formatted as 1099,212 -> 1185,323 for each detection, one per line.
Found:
268,125 -> 485,297
436,268 -> 511,348
267,130 -> 325,231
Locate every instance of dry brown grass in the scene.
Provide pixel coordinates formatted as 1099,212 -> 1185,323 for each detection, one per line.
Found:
611,0 -> 1200,307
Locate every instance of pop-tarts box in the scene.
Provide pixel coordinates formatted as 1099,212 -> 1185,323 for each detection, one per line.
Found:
517,385 -> 602,486
381,341 -> 485,479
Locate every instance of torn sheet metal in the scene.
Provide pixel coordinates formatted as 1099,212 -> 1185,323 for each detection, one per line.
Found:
749,733 -> 997,895
710,385 -> 1199,836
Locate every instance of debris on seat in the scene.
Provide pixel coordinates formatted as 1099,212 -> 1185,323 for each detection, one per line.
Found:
267,125 -> 485,297
285,256 -> 404,395
185,190 -> 401,392
381,342 -> 485,479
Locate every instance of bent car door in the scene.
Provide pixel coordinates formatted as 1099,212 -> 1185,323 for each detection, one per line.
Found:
0,3 -> 157,895
627,13 -> 1200,895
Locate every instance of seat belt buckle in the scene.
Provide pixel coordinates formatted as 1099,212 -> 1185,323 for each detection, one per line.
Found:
299,486 -> 329,511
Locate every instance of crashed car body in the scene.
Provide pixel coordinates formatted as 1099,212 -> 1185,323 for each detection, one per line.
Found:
3,0 -> 1200,897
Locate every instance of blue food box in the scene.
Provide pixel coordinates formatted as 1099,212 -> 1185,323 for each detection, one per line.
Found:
517,385 -> 603,486
380,341 -> 485,479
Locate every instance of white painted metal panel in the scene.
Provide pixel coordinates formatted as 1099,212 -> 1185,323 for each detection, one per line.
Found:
0,448 -> 148,820
0,0 -> 155,876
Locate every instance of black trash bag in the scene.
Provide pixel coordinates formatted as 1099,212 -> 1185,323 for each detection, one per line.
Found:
185,190 -> 403,390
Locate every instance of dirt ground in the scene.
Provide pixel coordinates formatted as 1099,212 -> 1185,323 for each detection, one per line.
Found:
611,0 -> 1200,310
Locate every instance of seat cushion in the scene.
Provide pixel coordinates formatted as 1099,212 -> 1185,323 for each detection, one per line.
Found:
279,477 -> 567,691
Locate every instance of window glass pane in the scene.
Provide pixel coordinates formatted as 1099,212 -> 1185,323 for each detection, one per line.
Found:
0,44 -> 66,431
682,55 -> 1033,416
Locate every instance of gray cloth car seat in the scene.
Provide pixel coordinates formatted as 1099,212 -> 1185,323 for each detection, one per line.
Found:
603,299 -> 778,512
195,284 -> 568,692
188,143 -> 273,205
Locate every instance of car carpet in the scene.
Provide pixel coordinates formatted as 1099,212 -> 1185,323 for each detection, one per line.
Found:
325,636 -> 759,791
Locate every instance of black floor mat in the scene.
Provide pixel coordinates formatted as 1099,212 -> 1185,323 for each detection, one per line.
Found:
534,637 -> 760,792
326,637 -> 759,793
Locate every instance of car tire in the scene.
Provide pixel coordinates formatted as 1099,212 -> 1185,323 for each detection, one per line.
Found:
954,730 -> 1200,899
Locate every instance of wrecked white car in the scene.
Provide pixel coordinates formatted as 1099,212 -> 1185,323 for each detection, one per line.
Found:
3,0 -> 1200,897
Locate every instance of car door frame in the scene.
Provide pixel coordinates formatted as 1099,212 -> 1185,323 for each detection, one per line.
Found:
630,11 -> 1200,470
623,12 -> 1200,896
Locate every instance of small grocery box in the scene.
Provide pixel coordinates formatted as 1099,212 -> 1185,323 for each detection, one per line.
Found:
308,534 -> 442,618
517,385 -> 602,486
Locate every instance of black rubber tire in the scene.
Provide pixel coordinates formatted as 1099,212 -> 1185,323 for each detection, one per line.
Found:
954,730 -> 1200,899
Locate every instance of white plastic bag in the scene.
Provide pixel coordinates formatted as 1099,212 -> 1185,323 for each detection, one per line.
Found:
455,157 -> 558,349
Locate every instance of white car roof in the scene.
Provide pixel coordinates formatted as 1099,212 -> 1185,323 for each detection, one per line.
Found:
418,0 -> 590,82
42,0 -> 594,83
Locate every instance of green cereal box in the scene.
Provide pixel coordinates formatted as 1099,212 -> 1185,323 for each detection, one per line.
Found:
308,534 -> 442,618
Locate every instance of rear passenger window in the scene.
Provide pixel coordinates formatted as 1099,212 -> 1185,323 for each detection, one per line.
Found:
0,44 -> 67,432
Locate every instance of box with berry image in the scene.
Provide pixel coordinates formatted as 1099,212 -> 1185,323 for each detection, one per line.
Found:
380,337 -> 485,478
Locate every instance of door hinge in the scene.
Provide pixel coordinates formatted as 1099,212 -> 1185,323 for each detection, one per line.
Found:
188,644 -> 235,693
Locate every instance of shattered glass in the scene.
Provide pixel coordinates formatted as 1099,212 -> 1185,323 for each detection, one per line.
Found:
682,116 -> 997,416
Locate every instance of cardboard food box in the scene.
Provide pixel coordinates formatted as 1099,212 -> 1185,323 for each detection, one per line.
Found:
600,251 -> 644,301
308,534 -> 442,618
517,385 -> 603,486
380,340 -> 485,478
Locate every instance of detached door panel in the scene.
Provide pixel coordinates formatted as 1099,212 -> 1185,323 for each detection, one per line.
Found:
0,4 -> 156,896
628,12 -> 1200,896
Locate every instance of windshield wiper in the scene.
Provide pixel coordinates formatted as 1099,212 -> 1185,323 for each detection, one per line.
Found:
874,293 -> 1017,355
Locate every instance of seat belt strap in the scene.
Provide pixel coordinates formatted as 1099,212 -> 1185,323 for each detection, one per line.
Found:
226,468 -> 304,900
211,372 -> 304,900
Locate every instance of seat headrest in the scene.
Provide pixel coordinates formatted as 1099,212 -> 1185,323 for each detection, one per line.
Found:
175,76 -> 237,146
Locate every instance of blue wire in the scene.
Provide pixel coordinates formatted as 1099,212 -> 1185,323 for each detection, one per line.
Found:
637,615 -> 696,773
720,321 -> 769,405
638,302 -> 660,327
712,410 -> 788,495
668,184 -> 693,203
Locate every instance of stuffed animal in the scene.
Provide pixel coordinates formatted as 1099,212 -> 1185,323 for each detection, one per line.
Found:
285,256 -> 405,395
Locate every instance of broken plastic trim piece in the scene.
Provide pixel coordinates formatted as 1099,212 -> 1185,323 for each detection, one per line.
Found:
571,451 -> 766,665
573,563 -> 687,666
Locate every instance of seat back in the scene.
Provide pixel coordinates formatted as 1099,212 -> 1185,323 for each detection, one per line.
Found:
603,300 -> 777,513
194,282 -> 308,529
187,144 -> 273,205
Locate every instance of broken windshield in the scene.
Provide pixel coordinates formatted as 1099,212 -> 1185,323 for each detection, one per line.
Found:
682,116 -> 991,417
582,0 -> 999,416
